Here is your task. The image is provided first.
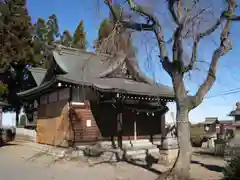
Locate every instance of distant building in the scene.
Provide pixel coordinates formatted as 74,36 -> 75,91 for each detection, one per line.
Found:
203,117 -> 219,133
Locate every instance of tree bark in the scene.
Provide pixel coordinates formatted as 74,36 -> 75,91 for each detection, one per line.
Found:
165,74 -> 192,180
173,105 -> 192,180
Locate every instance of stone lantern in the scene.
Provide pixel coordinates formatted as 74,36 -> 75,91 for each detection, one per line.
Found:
224,102 -> 240,161
229,102 -> 240,126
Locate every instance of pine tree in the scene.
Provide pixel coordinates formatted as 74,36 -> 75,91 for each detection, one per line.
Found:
61,30 -> 73,47
0,0 -> 35,68
46,14 -> 60,42
33,14 -> 60,68
72,20 -> 87,49
0,0 -> 35,100
97,19 -> 114,44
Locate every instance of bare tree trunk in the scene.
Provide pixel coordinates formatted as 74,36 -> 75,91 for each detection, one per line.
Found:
173,105 -> 192,180
164,74 -> 192,180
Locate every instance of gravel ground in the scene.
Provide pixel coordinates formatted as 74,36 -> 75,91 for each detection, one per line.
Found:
0,141 -> 226,180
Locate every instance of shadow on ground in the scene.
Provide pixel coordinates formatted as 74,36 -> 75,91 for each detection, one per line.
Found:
193,150 -> 225,160
0,142 -> 20,147
88,150 -> 163,175
191,160 -> 224,173
194,151 -> 215,156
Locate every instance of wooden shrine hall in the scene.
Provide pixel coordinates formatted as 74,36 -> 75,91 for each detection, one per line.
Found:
17,45 -> 175,148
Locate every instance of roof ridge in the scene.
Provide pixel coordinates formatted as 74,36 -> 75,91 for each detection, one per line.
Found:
54,45 -> 113,58
27,67 -> 47,70
27,67 -> 47,72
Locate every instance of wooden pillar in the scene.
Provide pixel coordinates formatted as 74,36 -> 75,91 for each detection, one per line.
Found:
134,119 -> 137,141
161,107 -> 169,144
117,112 -> 123,149
161,113 -> 166,139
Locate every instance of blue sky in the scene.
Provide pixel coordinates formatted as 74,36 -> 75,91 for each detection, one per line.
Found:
27,0 -> 240,123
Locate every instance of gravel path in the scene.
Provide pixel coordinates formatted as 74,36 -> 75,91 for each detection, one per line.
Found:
0,142 -> 225,180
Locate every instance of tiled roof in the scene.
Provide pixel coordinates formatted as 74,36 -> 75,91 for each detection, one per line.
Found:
203,117 -> 218,124
58,75 -> 174,98
18,45 -> 175,99
229,109 -> 240,116
0,102 -> 11,107
219,120 -> 234,124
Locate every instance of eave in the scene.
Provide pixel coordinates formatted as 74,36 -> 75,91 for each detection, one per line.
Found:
0,102 -> 11,107
57,75 -> 175,102
17,78 -> 58,100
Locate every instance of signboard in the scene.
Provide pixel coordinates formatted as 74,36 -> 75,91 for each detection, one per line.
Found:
86,119 -> 91,127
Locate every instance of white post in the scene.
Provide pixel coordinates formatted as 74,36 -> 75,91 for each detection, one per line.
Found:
134,119 -> 137,141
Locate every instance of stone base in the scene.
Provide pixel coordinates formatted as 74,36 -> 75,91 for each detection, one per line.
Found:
158,149 -> 179,166
16,128 -> 36,142
158,137 -> 179,165
15,134 -> 36,142
161,137 -> 178,150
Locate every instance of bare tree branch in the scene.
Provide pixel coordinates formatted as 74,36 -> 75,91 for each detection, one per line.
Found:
227,15 -> 240,21
168,0 -> 182,25
99,52 -> 126,78
104,0 -> 173,75
224,6 -> 240,21
170,1 -> 211,74
120,21 -> 154,31
184,37 -> 199,72
104,0 -> 118,22
188,0 -> 236,109
169,0 -> 189,74
126,57 -> 157,85
104,0 -> 155,31
184,10 -> 226,72
126,0 -> 170,62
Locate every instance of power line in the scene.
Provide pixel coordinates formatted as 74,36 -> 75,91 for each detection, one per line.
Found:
206,88 -> 240,99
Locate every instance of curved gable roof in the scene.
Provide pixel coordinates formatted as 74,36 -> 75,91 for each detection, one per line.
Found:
18,45 -> 175,99
27,67 -> 47,86
52,46 -> 112,78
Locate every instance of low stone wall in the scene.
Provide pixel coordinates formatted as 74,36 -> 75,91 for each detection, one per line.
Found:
16,128 -> 36,142
214,139 -> 226,156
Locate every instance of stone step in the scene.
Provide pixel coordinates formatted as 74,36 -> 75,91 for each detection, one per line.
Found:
130,151 -> 160,160
126,146 -> 159,156
100,139 -> 157,149
101,139 -> 151,145
124,143 -> 155,150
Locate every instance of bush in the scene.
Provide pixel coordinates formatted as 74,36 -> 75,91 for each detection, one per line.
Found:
223,156 -> 240,180
191,137 -> 202,147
